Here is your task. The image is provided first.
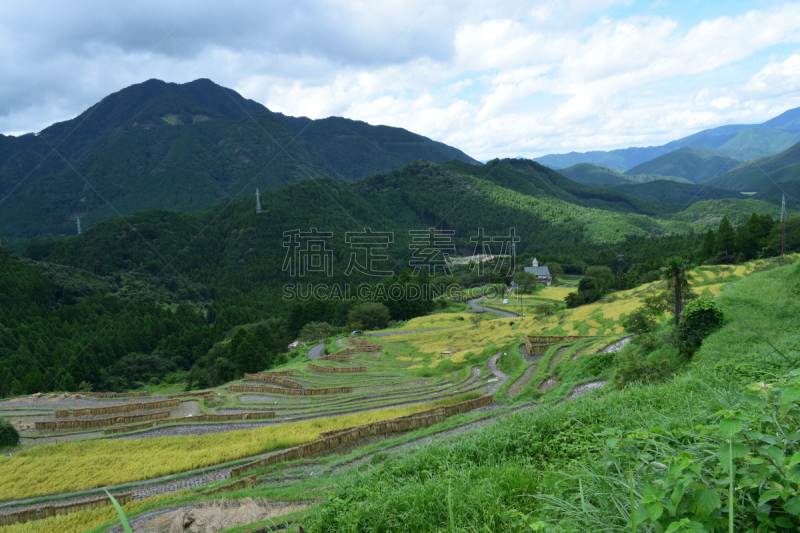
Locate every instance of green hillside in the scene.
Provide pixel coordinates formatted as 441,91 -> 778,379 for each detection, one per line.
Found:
0,79 -> 478,239
26,159 -> 695,285
559,162 -> 691,186
704,141 -> 800,191
606,179 -> 746,204
558,163 -> 632,185
624,145 -> 740,183
668,197 -> 794,228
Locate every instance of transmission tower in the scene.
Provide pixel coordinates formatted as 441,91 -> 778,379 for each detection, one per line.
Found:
617,253 -> 624,291
781,194 -> 787,256
256,188 -> 262,214
76,217 -> 81,235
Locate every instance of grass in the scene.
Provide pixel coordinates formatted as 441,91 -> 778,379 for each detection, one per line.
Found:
294,258 -> 800,532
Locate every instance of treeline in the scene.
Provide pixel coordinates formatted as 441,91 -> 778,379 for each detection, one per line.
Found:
698,212 -> 796,263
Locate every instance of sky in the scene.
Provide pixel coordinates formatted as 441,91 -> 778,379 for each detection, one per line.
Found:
1,0 -> 800,161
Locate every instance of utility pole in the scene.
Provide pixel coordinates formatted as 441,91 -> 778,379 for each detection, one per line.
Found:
513,238 -> 521,317
76,217 -> 81,236
781,194 -> 787,256
256,188 -> 262,214
617,253 -> 624,291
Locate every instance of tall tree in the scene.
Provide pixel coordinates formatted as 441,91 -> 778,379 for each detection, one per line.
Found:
700,229 -> 716,262
660,257 -> 691,326
715,216 -> 736,259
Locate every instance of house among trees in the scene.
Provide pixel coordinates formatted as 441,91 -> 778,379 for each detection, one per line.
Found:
524,258 -> 552,286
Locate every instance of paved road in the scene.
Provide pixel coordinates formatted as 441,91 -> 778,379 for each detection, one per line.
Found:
306,343 -> 325,360
467,297 -> 518,318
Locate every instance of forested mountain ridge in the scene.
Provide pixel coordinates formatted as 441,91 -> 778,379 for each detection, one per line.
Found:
557,163 -> 690,186
624,146 -> 741,183
0,79 -> 478,239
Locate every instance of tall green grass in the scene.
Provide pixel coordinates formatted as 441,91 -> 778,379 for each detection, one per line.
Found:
302,261 -> 800,532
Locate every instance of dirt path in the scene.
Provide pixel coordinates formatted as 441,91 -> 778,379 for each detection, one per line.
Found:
335,338 -> 344,347
631,281 -> 665,297
486,353 -> 510,393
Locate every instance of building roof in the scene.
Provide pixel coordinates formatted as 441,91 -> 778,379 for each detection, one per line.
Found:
524,266 -> 551,276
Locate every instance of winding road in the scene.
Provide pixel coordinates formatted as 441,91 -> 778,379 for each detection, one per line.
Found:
306,343 -> 325,360
467,296 -> 518,318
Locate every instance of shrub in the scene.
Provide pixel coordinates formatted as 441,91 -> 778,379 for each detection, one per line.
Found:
0,418 -> 19,447
615,359 -> 675,388
621,309 -> 658,334
678,298 -> 724,353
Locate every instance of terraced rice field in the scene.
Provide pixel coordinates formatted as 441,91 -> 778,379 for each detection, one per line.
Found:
2,256 -> 789,522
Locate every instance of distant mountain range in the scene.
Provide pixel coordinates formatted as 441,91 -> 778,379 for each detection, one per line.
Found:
0,79 -> 478,239
535,107 -> 800,171
557,138 -> 800,196
704,141 -> 800,192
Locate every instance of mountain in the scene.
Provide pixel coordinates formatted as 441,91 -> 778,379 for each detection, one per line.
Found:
703,141 -> 800,192
624,146 -> 741,183
534,106 -> 800,171
25,159 -> 699,290
558,163 -> 691,186
276,115 -> 479,179
0,79 -> 478,239
604,180 -> 746,204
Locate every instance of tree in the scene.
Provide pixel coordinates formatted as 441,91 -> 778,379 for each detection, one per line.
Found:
578,266 -> 615,299
234,332 -> 268,374
700,229 -> 716,262
513,271 -> 538,294
0,418 -> 19,447
660,257 -> 691,326
347,302 -> 391,331
715,216 -> 736,258
298,321 -> 337,342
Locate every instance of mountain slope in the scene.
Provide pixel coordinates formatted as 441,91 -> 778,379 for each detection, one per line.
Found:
624,146 -> 740,183
0,79 -> 478,239
534,123 -> 751,170
26,160 -> 696,290
558,163 -> 693,186
703,141 -> 800,192
278,115 -> 479,180
534,106 -> 800,171
605,180 -> 746,204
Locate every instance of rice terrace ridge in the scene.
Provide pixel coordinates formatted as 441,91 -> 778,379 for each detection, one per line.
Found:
2,2 -> 800,532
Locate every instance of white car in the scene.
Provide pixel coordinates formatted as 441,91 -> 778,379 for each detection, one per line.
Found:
502,299 -> 509,304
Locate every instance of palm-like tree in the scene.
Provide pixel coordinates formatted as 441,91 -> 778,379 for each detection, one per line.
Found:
660,257 -> 691,326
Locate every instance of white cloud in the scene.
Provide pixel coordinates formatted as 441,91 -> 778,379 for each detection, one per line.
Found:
2,1 -> 800,160
746,53 -> 800,96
